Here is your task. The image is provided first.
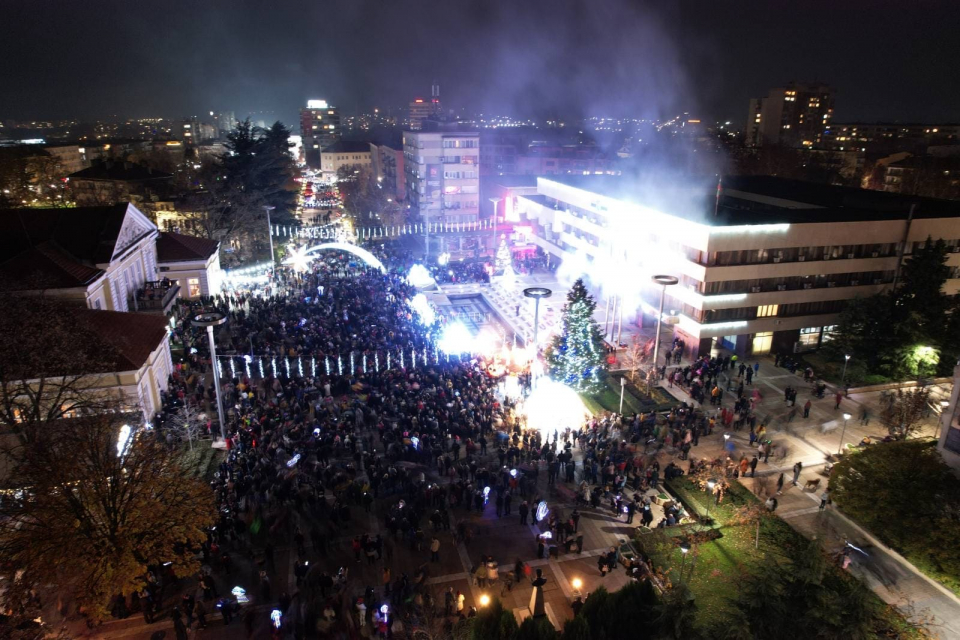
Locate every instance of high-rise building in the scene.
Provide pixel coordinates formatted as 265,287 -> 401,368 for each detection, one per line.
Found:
745,82 -> 834,148
300,100 -> 341,167
404,125 -> 479,253
408,83 -> 441,131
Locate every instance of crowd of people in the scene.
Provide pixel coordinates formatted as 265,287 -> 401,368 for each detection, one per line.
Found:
135,243 -> 765,638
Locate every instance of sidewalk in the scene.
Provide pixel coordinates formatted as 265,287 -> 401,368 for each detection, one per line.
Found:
654,368 -> 960,640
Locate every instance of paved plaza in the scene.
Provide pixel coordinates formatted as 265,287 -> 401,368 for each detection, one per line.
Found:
81,266 -> 960,640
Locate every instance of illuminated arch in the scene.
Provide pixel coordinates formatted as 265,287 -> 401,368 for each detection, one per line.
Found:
284,242 -> 386,272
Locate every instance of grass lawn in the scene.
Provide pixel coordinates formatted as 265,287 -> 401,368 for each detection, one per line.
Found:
637,478 -> 923,637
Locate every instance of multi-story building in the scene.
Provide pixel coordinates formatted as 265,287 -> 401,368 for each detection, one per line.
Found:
745,82 -> 834,148
884,155 -> 960,200
371,143 -> 406,201
403,126 -> 480,255
516,174 -> 960,359
67,161 -> 173,207
0,203 -> 221,314
320,141 -> 374,180
300,100 -> 341,167
824,123 -> 960,154
408,99 -> 434,131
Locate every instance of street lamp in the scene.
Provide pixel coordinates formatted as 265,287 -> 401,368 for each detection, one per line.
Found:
489,197 -> 502,262
524,287 -> 552,387
192,311 -> 228,443
704,479 -> 717,527
650,275 -> 679,383
571,578 -> 583,599
678,542 -> 690,586
840,354 -> 851,389
838,412 -> 852,455
479,594 -> 490,607
264,206 -> 276,265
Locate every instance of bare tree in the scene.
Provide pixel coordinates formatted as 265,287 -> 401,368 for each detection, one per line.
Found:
166,403 -> 204,450
0,294 -> 121,447
881,387 -> 932,441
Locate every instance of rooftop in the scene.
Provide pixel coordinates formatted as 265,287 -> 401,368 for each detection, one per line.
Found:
541,174 -> 960,225
156,231 -> 219,263
321,141 -> 372,154
68,160 -> 172,182
0,204 -> 131,274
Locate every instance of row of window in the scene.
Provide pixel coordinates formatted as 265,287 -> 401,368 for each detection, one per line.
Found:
704,299 -> 847,323
701,270 -> 897,295
442,139 -> 478,148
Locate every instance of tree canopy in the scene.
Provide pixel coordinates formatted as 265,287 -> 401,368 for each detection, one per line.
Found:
826,237 -> 958,379
829,441 -> 960,589
180,119 -> 297,257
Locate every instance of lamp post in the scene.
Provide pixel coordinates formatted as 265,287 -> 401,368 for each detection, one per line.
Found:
704,479 -> 717,527
650,275 -> 679,384
838,412 -> 851,455
678,542 -> 690,586
264,206 -> 276,265
840,354 -> 851,389
489,197 -> 502,262
192,311 -> 228,442
524,287 -> 552,388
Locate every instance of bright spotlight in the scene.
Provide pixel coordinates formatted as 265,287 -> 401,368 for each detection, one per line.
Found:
523,378 -> 590,439
409,293 -> 437,326
438,321 -> 473,354
407,263 -> 435,288
571,578 -> 582,590
479,594 -> 490,607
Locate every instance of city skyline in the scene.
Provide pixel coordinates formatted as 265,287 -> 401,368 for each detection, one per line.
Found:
2,0 -> 959,126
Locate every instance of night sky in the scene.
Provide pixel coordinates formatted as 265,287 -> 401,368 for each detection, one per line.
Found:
3,0 -> 959,125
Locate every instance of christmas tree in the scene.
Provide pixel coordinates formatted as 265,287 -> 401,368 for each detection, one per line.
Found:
546,278 -> 607,393
494,236 -> 512,275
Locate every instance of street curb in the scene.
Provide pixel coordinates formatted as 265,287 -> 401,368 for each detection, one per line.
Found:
800,492 -> 960,609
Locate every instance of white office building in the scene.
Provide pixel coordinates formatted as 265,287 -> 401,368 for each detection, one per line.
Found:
517,175 -> 960,359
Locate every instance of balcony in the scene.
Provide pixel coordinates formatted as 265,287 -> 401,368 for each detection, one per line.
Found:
133,279 -> 179,314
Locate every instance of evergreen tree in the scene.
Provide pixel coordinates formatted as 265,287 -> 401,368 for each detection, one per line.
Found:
495,237 -> 512,274
897,236 -> 951,336
546,279 -> 607,393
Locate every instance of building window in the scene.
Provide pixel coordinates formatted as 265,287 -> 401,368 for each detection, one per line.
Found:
94,299 -> 102,310
188,278 -> 201,297
752,332 -> 773,355
757,304 -> 778,318
799,327 -> 822,347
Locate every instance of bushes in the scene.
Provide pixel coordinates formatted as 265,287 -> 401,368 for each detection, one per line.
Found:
830,440 -> 960,595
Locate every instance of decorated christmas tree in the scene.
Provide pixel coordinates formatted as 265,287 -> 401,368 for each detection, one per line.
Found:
494,236 -> 512,275
546,278 -> 607,393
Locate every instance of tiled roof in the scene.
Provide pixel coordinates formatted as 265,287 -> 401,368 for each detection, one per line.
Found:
0,242 -> 104,289
77,308 -> 170,372
156,231 -> 219,263
0,205 -> 129,264
321,141 -> 372,154
68,161 -> 173,182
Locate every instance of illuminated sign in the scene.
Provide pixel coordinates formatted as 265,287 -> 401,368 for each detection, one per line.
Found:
307,100 -> 329,109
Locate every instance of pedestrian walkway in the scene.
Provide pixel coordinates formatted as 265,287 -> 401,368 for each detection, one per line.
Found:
652,369 -> 960,640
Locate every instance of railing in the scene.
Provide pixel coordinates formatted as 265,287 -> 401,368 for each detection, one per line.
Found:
135,280 -> 180,311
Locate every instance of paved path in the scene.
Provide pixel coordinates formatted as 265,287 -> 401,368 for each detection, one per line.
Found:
654,362 -> 960,640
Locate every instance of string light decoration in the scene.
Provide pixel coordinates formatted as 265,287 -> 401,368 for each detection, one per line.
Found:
545,278 -> 607,393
